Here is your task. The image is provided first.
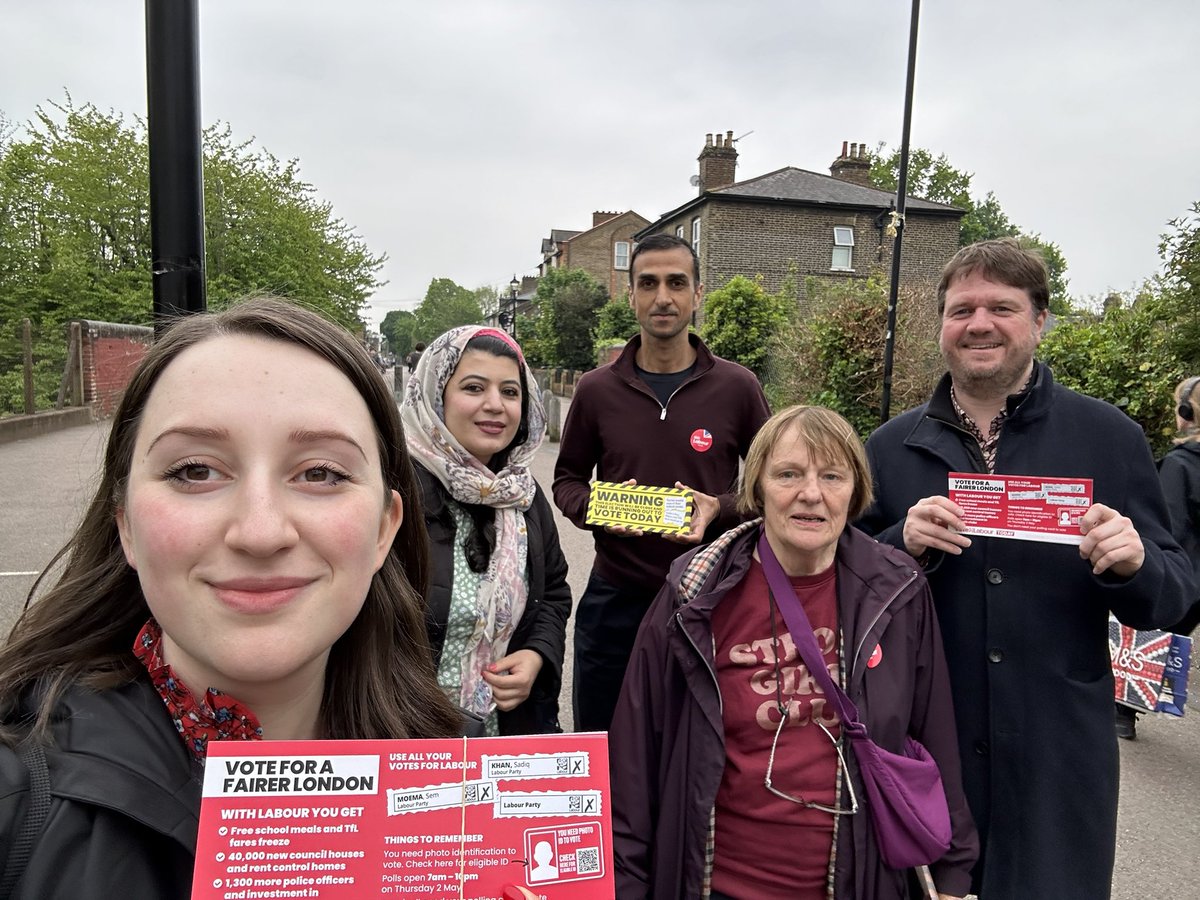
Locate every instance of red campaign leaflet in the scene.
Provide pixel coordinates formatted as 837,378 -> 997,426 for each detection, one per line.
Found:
193,733 -> 613,900
947,472 -> 1093,545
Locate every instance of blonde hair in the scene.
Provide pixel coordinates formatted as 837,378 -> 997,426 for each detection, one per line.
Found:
739,405 -> 874,520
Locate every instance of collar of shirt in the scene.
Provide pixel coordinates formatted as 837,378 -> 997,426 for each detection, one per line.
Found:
133,618 -> 263,762
949,369 -> 1037,473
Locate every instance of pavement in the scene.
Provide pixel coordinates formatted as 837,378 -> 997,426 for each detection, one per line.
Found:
2,407 -> 1197,898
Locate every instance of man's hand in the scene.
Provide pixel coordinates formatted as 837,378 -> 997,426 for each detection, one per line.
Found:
482,649 -> 544,711
1079,503 -> 1145,577
663,482 -> 719,544
902,495 -> 973,559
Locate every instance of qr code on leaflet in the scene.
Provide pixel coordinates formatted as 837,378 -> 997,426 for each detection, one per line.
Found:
575,846 -> 601,875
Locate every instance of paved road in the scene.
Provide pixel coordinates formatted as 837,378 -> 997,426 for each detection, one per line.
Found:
2,416 -> 1197,898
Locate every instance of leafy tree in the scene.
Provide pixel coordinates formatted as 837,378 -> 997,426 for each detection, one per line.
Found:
699,275 -> 788,379
1157,201 -> 1200,370
515,312 -> 549,367
1039,291 -> 1183,454
0,96 -> 386,414
413,278 -> 483,343
474,284 -> 503,323
203,123 -> 385,329
870,145 -> 1070,312
1035,201 -> 1200,455
593,300 -> 638,343
380,309 -> 417,358
530,268 -> 608,369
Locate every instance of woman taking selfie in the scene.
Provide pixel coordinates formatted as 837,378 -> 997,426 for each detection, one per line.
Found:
0,298 -> 462,897
402,326 -> 570,735
609,405 -> 977,900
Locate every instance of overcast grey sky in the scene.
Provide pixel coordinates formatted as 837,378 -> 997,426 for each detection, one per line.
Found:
4,1 -> 1198,330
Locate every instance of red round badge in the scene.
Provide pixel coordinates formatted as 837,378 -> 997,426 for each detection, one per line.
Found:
689,429 -> 713,452
867,643 -> 883,669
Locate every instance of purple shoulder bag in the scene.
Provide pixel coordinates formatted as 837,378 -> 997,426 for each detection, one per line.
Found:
757,532 -> 952,870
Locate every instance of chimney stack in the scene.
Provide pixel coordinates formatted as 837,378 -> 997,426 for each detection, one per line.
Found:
830,140 -> 873,187
592,211 -> 620,228
697,130 -> 738,194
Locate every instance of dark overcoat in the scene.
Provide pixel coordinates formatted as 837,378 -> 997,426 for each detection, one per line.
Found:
859,363 -> 1194,899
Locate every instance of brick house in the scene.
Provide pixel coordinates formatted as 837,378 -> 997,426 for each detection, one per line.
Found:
635,133 -> 963,305
539,210 -> 651,300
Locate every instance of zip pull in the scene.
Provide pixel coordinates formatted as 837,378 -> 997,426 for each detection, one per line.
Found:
660,407 -> 667,421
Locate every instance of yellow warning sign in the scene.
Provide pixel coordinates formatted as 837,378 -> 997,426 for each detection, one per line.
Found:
584,482 -> 694,535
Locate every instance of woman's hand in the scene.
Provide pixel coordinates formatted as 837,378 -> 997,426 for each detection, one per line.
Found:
482,649 -> 544,711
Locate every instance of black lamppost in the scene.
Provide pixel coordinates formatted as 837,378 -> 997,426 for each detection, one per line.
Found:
508,275 -> 520,341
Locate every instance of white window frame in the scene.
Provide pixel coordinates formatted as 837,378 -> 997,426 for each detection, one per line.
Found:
613,240 -> 630,270
691,217 -> 701,254
831,226 -> 855,271
675,225 -> 685,239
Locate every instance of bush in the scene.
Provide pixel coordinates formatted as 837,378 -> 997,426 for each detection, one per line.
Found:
593,301 -> 638,343
765,276 -> 942,438
1039,292 -> 1183,455
699,275 -> 789,379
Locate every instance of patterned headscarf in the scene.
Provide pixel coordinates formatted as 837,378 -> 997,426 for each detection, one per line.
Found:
400,325 -> 547,716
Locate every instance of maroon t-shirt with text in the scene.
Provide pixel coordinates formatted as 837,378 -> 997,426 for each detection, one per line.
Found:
709,558 -> 841,899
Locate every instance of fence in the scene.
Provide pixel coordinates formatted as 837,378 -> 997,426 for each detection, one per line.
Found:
1,318 -> 153,444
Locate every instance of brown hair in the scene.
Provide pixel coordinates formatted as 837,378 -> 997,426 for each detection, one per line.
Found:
0,297 -> 461,743
738,405 -> 874,521
936,237 -> 1050,316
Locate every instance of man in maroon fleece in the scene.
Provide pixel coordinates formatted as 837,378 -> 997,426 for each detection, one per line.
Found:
553,234 -> 770,731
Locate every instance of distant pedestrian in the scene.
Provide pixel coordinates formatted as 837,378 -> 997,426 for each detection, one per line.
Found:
406,342 -> 426,374
1117,374 -> 1200,738
1161,375 -> 1200,635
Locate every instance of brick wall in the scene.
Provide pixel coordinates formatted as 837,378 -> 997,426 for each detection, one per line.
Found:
79,320 -> 153,416
562,212 -> 650,299
650,199 -> 961,321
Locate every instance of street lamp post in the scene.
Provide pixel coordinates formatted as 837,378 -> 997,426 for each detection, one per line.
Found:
508,275 -> 520,342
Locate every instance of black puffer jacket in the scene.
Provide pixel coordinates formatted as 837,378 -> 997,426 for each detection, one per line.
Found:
416,465 -> 571,735
0,677 -> 486,899
0,676 -> 201,899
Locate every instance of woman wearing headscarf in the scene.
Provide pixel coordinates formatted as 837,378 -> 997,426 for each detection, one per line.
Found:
401,326 -> 570,735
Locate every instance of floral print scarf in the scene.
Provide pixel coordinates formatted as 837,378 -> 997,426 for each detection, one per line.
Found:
400,325 -> 546,717
134,618 -> 262,762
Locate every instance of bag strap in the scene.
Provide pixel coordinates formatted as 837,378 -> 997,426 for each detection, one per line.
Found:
757,531 -> 864,733
0,739 -> 52,896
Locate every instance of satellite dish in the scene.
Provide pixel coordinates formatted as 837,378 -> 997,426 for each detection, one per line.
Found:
689,174 -> 700,186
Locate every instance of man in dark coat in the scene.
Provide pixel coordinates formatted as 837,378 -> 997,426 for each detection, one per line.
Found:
858,238 -> 1194,899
